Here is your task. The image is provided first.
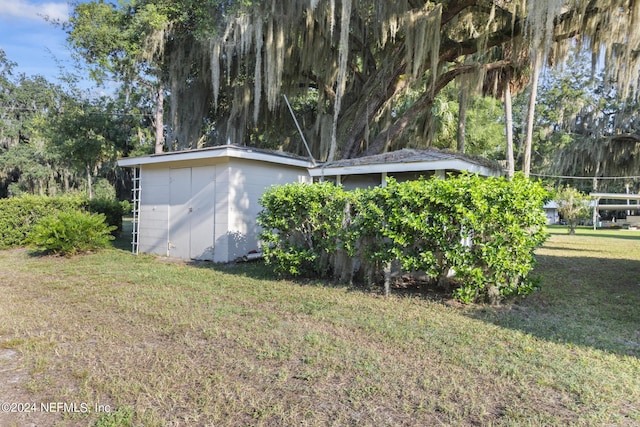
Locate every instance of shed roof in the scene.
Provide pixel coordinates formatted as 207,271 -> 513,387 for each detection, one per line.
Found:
308,148 -> 503,177
117,144 -> 315,169
117,145 -> 502,177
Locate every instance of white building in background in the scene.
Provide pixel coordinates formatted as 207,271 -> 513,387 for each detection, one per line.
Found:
543,201 -> 560,225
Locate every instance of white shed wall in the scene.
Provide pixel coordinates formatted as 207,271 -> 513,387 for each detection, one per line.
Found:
137,157 -> 310,262
224,158 -> 311,260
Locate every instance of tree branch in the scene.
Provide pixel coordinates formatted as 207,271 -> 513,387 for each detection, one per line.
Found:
364,60 -> 511,156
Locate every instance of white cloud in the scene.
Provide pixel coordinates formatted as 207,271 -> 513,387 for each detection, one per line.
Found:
0,0 -> 69,23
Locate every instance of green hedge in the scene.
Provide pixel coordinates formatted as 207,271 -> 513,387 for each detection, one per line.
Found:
0,195 -> 86,248
0,195 -> 128,248
87,198 -> 130,236
258,173 -> 550,304
257,181 -> 349,277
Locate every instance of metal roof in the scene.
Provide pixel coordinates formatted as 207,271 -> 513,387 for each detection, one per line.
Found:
589,192 -> 640,211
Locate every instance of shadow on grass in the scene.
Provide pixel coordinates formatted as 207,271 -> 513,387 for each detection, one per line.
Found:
188,258 -> 278,281
123,213 -> 640,359
112,218 -> 134,252
194,253 -> 640,358
26,248 -> 56,258
186,258 -> 407,302
188,258 -> 363,289
540,246 -> 597,252
548,226 -> 640,242
187,257 -> 469,308
587,231 -> 640,241
467,253 -> 640,358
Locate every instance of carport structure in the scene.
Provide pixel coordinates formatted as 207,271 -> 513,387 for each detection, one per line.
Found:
589,192 -> 640,229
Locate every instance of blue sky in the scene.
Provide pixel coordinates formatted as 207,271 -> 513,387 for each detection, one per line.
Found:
0,0 -> 81,84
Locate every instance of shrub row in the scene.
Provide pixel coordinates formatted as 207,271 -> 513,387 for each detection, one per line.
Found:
258,173 -> 549,304
0,195 -> 127,249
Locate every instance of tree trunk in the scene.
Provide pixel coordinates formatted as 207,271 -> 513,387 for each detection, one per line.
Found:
457,84 -> 468,152
503,80 -> 515,178
363,61 -> 509,157
86,164 -> 93,200
383,261 -> 392,297
522,51 -> 541,177
339,47 -> 407,159
155,85 -> 165,154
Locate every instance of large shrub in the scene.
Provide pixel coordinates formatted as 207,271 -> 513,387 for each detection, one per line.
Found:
258,173 -> 549,304
27,210 -> 115,256
446,174 -> 549,303
0,195 -> 86,248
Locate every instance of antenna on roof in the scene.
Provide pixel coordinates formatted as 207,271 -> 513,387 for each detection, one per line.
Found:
283,94 -> 317,166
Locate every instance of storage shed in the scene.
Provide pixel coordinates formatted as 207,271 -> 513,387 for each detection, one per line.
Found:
117,145 -> 313,262
118,146 -> 503,261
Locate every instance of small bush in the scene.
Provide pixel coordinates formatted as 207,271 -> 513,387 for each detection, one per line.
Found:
27,210 -> 115,256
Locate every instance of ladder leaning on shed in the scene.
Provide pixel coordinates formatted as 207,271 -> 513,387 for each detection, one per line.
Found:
131,167 -> 141,254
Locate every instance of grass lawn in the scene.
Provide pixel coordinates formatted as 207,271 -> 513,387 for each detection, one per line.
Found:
0,226 -> 639,426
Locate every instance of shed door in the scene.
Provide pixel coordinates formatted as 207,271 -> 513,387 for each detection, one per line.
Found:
168,167 -> 216,259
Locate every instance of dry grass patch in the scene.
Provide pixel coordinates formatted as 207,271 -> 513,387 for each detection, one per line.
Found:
0,227 -> 638,426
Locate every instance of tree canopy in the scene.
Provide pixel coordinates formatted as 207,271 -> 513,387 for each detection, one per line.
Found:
4,1 -> 640,200
0,47 -> 154,198
74,0 -> 639,162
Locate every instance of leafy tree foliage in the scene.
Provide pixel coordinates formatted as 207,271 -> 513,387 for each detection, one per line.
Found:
512,49 -> 640,192
0,48 -> 154,199
0,51 -> 71,196
66,0 -> 239,153
60,1 -> 640,167
555,186 -> 592,234
4,2 -> 640,207
430,86 -> 505,158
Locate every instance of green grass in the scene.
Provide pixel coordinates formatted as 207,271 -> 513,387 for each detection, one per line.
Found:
0,226 -> 639,426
